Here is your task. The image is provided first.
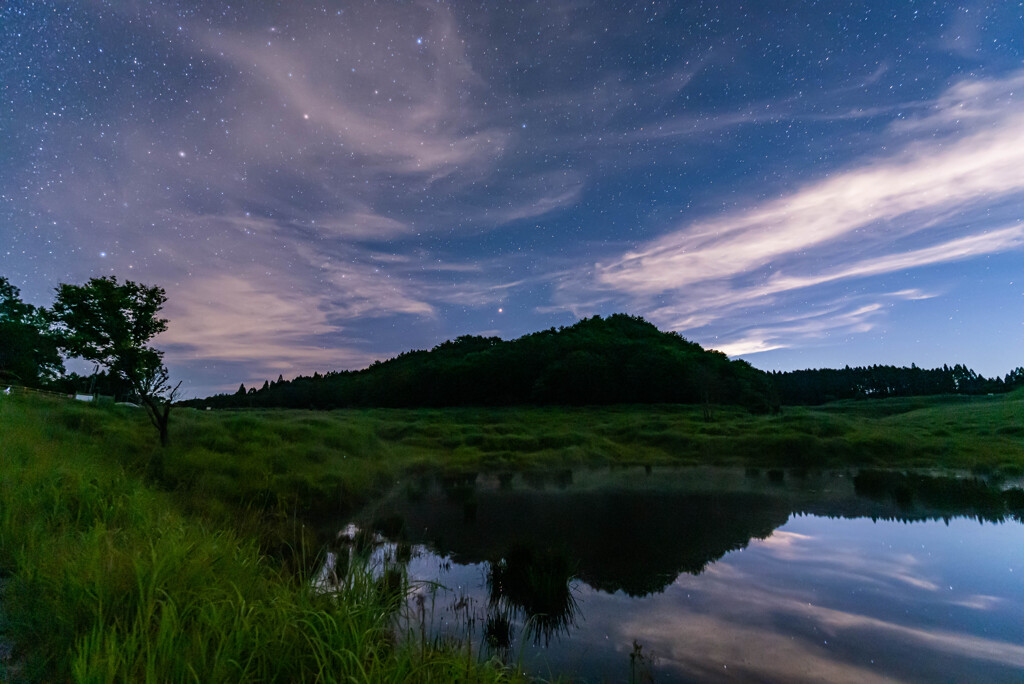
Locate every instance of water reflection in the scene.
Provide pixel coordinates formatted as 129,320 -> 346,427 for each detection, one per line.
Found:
852,469 -> 1024,522
367,468 -> 1024,597
487,543 -> 578,645
334,468 -> 1024,682
383,474 -> 795,596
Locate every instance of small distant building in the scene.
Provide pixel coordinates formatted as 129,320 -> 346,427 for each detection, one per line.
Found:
74,394 -> 114,403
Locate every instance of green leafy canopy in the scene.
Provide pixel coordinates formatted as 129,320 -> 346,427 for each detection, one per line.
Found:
51,276 -> 168,385
0,276 -> 64,385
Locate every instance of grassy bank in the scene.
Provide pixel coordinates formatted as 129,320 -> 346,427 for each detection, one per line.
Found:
0,395 -> 523,683
0,391 -> 1021,681
167,389 -> 1024,492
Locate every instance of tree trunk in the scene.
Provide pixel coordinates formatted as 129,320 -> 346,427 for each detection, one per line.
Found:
156,399 -> 171,447
140,392 -> 173,448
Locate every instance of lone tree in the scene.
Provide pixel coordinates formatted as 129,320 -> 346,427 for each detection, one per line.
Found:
0,276 -> 64,386
51,276 -> 180,447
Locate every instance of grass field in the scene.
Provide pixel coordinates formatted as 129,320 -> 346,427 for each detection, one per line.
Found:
0,395 -> 527,683
167,390 -> 1024,512
0,390 -> 1021,681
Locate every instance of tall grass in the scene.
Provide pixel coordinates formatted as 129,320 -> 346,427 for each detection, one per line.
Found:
0,396 -> 523,682
172,394 -> 1024,480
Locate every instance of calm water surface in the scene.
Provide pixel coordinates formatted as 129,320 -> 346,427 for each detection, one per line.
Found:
332,468 -> 1024,683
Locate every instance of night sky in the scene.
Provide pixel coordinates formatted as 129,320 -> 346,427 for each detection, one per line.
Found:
3,1 -> 1023,397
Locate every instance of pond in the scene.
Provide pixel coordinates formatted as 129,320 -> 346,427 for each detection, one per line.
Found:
326,468 -> 1024,682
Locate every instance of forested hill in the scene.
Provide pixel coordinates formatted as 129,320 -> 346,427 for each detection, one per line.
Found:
188,314 -> 778,412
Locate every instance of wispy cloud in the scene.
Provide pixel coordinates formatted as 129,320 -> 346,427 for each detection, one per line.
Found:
204,7 -> 506,182
291,243 -> 436,319
596,115 -> 1024,295
305,211 -> 412,241
158,273 -> 375,377
763,225 -> 1024,295
557,70 -> 1024,356
710,289 -> 939,357
890,70 -> 1024,135
712,304 -> 883,357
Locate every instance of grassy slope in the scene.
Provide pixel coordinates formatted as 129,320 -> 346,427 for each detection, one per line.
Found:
0,396 -> 521,683
0,390 -> 1021,681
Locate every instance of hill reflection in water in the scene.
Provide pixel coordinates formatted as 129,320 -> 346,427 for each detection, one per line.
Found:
363,467 -> 1023,597
341,467 -> 1024,682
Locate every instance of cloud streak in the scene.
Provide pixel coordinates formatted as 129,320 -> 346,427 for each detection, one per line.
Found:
203,6 -> 507,181
557,70 -> 1024,357
596,110 -> 1024,295
158,274 -> 367,372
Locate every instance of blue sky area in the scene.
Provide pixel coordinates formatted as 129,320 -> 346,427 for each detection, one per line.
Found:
2,1 -> 1022,397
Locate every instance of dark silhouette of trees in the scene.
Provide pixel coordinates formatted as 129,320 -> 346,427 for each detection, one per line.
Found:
188,314 -> 779,412
51,276 -> 180,447
0,276 -> 63,386
187,313 -> 1018,411
770,363 -> 1012,405
45,368 -> 132,398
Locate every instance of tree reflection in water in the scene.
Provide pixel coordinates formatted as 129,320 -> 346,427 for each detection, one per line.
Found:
487,544 -> 578,646
338,467 -> 1024,680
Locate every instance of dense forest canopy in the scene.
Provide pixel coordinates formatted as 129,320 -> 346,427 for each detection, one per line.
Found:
186,314 -> 778,412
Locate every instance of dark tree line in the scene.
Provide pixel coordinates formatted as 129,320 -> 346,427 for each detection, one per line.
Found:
771,363 -> 1023,405
0,278 -> 63,386
187,314 -> 780,413
190,314 -> 1022,411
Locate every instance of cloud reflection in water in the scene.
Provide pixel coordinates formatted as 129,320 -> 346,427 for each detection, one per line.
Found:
612,516 -> 1024,683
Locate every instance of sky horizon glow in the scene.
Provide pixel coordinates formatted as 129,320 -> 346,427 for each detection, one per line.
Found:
2,1 -> 1022,398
